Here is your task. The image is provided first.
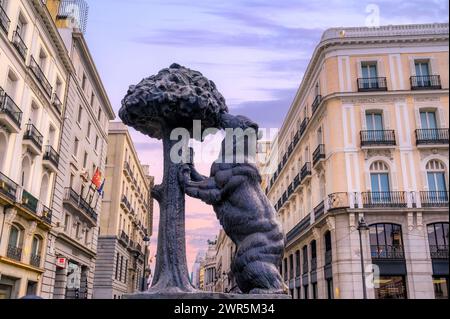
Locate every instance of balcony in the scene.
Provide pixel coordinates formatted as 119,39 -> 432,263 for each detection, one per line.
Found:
415,129 -> 449,146
23,123 -> 43,155
30,254 -> 41,268
43,145 -> 59,172
0,88 -> 22,133
429,245 -> 449,260
29,56 -> 53,98
299,117 -> 309,137
121,195 -> 131,212
41,205 -> 52,225
0,5 -> 10,34
312,144 -> 325,167
357,77 -> 387,92
63,188 -> 97,225
313,201 -> 325,220
328,192 -> 350,210
12,31 -> 27,61
0,171 -> 18,202
51,93 -> 63,115
300,162 -> 312,183
311,95 -> 322,115
420,191 -> 449,208
371,245 -> 405,260
119,230 -> 129,246
360,130 -> 396,147
7,245 -> 22,262
123,162 -> 132,180
22,189 -> 38,213
286,214 -> 311,243
361,191 -> 407,208
410,75 -> 441,90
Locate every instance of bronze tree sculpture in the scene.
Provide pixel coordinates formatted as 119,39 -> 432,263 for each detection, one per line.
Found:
119,63 -> 227,293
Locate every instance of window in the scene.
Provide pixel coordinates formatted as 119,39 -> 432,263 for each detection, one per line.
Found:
124,259 -> 128,283
97,108 -> 102,122
283,258 -> 288,281
115,253 -> 120,279
295,250 -> 301,277
420,110 -> 437,129
289,254 -> 294,279
302,245 -> 308,274
20,157 -> 31,188
433,277 -> 449,299
119,256 -> 123,281
73,138 -> 79,157
69,174 -> 75,188
31,236 -> 41,258
76,222 -> 81,238
426,160 -> 447,193
5,70 -> 19,100
90,93 -> 95,107
64,214 -> 70,232
310,240 -> 317,270
84,228 -> 89,244
82,74 -> 87,91
369,223 -> 404,259
77,106 -> 83,123
94,135 -> 99,151
87,122 -> 91,140
366,111 -> 383,131
361,62 -> 378,89
374,276 -> 407,299
16,13 -> 27,38
312,282 -> 318,299
7,224 -> 23,261
303,285 -> 309,299
427,223 -> 449,259
83,152 -> 88,168
370,161 -> 391,203
327,279 -> 334,299
39,49 -> 48,73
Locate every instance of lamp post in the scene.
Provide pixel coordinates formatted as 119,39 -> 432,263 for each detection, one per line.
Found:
141,235 -> 150,291
357,216 -> 370,299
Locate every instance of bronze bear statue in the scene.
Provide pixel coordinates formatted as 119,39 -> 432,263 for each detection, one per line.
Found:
179,114 -> 286,294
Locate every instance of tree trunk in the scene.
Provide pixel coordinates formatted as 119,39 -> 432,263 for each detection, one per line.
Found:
150,128 -> 194,293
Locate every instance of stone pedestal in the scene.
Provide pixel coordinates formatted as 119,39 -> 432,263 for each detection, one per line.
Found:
123,291 -> 290,299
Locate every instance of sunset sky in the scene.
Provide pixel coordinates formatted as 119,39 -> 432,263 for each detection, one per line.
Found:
83,0 -> 449,273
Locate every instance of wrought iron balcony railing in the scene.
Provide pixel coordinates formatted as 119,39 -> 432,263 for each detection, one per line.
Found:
29,56 -> 53,98
41,205 -> 52,225
12,31 -> 27,61
415,128 -> 449,145
371,245 -> 405,260
24,123 -> 43,151
311,95 -> 322,115
7,245 -> 22,261
312,144 -> 325,166
120,230 -> 129,244
429,245 -> 449,259
420,191 -> 449,208
22,189 -> 38,213
299,117 -> 309,137
0,88 -> 23,128
0,4 -> 10,34
360,130 -> 396,147
300,162 -> 312,182
314,201 -> 325,220
286,214 -> 311,243
410,75 -> 441,90
0,171 -> 18,201
64,188 -> 97,222
361,191 -> 407,208
51,93 -> 63,114
357,77 -> 388,92
44,145 -> 60,168
30,254 -> 41,268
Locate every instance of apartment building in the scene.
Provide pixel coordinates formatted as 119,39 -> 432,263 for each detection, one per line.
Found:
0,0 -> 72,299
93,122 -> 153,299
214,229 -> 237,293
265,23 -> 449,299
39,0 -> 115,299
199,239 -> 217,292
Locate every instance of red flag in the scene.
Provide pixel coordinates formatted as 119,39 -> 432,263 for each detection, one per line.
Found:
91,168 -> 102,189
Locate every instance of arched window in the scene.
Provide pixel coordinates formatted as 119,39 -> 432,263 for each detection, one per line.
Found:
310,240 -> 317,270
39,174 -> 49,205
7,224 -> 23,261
426,160 -> 447,192
30,235 -> 42,267
21,156 -> 31,188
370,161 -> 391,203
369,223 -> 404,259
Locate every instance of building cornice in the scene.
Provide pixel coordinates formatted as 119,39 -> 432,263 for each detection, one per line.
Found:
278,23 -> 449,142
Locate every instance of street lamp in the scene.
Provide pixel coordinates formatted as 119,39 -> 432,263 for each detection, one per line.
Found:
357,216 -> 370,299
141,235 -> 150,291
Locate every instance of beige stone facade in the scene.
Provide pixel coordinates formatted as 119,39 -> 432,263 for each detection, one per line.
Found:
0,0 -> 72,299
264,23 -> 449,299
93,121 -> 154,299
